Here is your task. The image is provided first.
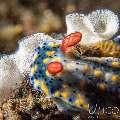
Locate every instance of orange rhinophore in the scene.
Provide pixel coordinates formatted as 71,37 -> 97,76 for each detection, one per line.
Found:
47,61 -> 63,75
61,32 -> 82,51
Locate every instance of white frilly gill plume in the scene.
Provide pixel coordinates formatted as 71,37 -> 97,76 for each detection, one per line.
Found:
88,9 -> 119,39
66,9 -> 119,45
66,13 -> 96,45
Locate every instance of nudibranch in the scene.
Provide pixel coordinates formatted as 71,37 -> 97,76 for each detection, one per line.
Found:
30,9 -> 120,115
0,9 -> 120,117
30,34 -> 120,114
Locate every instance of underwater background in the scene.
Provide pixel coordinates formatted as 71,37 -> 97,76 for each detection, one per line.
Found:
0,0 -> 120,120
1,0 -> 120,54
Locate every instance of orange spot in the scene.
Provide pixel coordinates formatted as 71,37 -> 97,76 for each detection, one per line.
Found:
47,61 -> 63,75
61,32 -> 82,52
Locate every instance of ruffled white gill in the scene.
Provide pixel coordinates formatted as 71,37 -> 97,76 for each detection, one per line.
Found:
66,9 -> 119,45
88,9 -> 119,39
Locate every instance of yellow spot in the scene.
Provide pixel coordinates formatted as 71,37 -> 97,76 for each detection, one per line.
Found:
43,58 -> 49,64
94,70 -> 103,77
54,91 -> 60,97
34,79 -> 40,86
46,51 -> 55,56
61,91 -> 70,99
83,104 -> 89,110
33,54 -> 38,60
111,61 -> 120,67
40,81 -> 49,94
48,42 -> 59,47
83,65 -> 90,72
76,93 -> 83,99
74,94 -> 88,109
53,57 -> 61,62
74,98 -> 84,106
31,65 -> 38,74
46,70 -> 50,76
111,74 -> 119,81
99,83 -> 106,91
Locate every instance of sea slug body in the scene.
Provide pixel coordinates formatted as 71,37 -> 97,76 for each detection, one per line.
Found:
30,34 -> 120,113
0,9 -> 120,116
30,9 -> 120,114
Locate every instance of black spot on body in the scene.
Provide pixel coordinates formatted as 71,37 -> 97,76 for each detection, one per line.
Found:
42,75 -> 45,78
37,62 -> 40,64
50,87 -> 55,94
37,86 -> 40,90
37,46 -> 40,49
44,78 -> 48,81
43,43 -> 47,45
42,46 -> 46,49
73,90 -> 76,93
46,48 -> 51,50
38,55 -> 41,58
68,98 -> 73,102
31,76 -> 34,80
49,81 -> 53,84
46,83 -> 49,86
39,70 -> 42,74
49,56 -> 53,58
50,78 -> 54,81
58,78 -> 63,81
34,75 -> 38,79
63,59 -> 67,62
76,68 -> 79,71
37,75 -> 41,78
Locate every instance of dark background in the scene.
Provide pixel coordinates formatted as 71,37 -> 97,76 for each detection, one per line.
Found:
0,0 -> 120,53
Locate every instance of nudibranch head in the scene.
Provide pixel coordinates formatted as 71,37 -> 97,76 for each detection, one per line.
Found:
61,32 -> 82,52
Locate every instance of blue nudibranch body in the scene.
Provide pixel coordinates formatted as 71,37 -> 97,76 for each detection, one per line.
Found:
1,9 -> 120,113
30,39 -> 90,109
30,36 -> 120,112
30,9 -> 120,113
